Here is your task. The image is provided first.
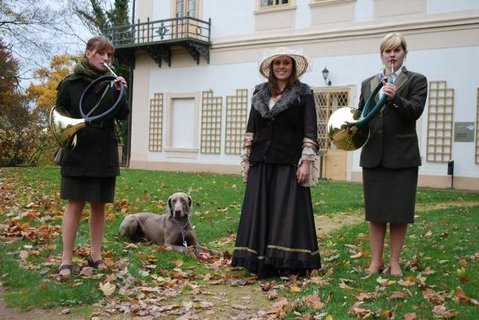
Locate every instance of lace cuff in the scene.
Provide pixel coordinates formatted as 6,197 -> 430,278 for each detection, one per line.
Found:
240,132 -> 254,182
300,146 -> 317,163
302,137 -> 319,151
241,132 -> 254,161
298,138 -> 319,187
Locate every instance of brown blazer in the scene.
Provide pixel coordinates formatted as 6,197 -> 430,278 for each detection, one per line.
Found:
358,67 -> 428,169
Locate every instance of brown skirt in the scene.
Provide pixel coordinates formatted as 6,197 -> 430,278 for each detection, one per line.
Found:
232,163 -> 321,277
363,166 -> 418,224
61,176 -> 116,203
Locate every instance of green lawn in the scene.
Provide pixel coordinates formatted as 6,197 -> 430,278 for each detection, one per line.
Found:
0,167 -> 478,319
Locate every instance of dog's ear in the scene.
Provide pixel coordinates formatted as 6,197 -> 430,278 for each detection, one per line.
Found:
187,195 -> 192,208
167,195 -> 173,215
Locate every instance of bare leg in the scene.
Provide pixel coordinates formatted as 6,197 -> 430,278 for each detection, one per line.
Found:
367,221 -> 387,273
60,200 -> 85,275
389,223 -> 408,276
89,201 -> 106,268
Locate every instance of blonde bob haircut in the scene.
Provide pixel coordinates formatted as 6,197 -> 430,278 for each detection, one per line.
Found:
380,32 -> 407,54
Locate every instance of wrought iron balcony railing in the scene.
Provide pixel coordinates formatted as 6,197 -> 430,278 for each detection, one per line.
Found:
105,16 -> 211,67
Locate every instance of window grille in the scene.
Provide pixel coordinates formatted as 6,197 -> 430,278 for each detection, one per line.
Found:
225,89 -> 249,155
200,90 -> 222,154
426,81 -> 454,162
314,90 -> 350,151
149,93 -> 163,152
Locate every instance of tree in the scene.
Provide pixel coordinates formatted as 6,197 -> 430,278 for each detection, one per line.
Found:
72,0 -> 131,35
0,0 -> 96,94
0,39 -> 47,166
26,54 -> 79,123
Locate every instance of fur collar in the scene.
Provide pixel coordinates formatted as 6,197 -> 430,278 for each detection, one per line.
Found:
252,81 -> 312,119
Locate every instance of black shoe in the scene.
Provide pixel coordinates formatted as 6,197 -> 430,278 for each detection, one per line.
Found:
86,254 -> 106,269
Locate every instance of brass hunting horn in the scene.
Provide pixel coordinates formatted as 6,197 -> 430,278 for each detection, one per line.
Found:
49,63 -> 125,150
327,76 -> 393,151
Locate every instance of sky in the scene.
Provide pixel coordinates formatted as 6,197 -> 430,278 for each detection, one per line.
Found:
11,0 -> 93,90
10,0 -> 133,90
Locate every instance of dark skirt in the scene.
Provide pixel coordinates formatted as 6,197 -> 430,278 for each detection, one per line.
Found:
61,176 -> 116,203
232,163 -> 321,277
363,166 -> 418,224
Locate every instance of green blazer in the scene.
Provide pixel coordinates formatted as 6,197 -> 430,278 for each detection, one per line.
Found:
358,67 -> 428,169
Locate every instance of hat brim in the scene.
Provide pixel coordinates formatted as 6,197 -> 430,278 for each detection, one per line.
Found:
259,53 -> 309,79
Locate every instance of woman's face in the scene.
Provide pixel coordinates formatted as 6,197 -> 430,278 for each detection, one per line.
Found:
381,46 -> 406,73
272,55 -> 293,81
85,47 -> 113,71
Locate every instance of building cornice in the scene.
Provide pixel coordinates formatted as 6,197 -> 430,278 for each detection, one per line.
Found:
211,15 -> 479,50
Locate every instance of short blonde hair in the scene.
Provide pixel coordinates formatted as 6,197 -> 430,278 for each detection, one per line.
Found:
380,32 -> 407,53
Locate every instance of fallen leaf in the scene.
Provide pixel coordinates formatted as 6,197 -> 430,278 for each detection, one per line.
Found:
453,287 -> 471,304
403,312 -> 417,320
423,288 -> 446,305
290,285 -> 302,293
389,291 -> 407,300
432,305 -> 458,318
304,294 -> 325,310
349,302 -> 374,318
99,281 -> 116,296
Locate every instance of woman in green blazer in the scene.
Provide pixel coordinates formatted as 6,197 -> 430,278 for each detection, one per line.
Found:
358,33 -> 428,277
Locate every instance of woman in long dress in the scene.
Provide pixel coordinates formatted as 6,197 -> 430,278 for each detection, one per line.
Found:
232,47 -> 321,278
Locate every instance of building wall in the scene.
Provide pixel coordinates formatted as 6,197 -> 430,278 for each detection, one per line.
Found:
128,0 -> 479,190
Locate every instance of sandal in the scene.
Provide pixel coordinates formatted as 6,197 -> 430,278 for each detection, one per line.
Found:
86,253 -> 106,269
58,264 -> 72,279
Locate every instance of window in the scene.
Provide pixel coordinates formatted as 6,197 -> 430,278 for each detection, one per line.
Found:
225,89 -> 249,155
149,93 -> 163,152
260,0 -> 289,8
314,89 -> 350,151
200,90 -> 222,154
176,0 -> 197,17
426,81 -> 454,162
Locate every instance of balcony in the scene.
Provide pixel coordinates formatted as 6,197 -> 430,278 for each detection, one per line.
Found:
105,16 -> 211,67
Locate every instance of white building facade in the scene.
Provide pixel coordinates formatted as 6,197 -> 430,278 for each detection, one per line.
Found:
113,0 -> 479,191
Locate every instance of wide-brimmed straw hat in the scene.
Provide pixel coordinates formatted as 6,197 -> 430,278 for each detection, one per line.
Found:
259,47 -> 310,79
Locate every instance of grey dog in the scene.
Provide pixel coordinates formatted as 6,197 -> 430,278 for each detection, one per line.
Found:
119,192 -> 197,255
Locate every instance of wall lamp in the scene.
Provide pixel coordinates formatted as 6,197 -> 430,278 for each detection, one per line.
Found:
322,67 -> 332,86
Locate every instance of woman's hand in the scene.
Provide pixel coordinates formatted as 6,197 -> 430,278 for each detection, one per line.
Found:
296,160 -> 311,184
113,76 -> 128,90
382,81 -> 396,100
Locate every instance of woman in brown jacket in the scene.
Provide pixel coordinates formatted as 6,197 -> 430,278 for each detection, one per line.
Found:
56,36 -> 129,279
358,33 -> 428,277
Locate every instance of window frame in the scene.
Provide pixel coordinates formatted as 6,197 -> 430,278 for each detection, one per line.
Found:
258,0 -> 292,11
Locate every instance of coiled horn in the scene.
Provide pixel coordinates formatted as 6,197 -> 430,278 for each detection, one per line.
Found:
327,78 -> 391,151
48,106 -> 87,150
48,72 -> 125,150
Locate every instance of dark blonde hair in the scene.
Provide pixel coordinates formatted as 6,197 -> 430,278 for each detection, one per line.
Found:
84,36 -> 115,57
267,56 -> 299,95
380,32 -> 407,54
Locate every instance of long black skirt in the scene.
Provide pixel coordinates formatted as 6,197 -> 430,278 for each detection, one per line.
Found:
363,166 -> 418,224
61,176 -> 116,203
232,163 -> 321,277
